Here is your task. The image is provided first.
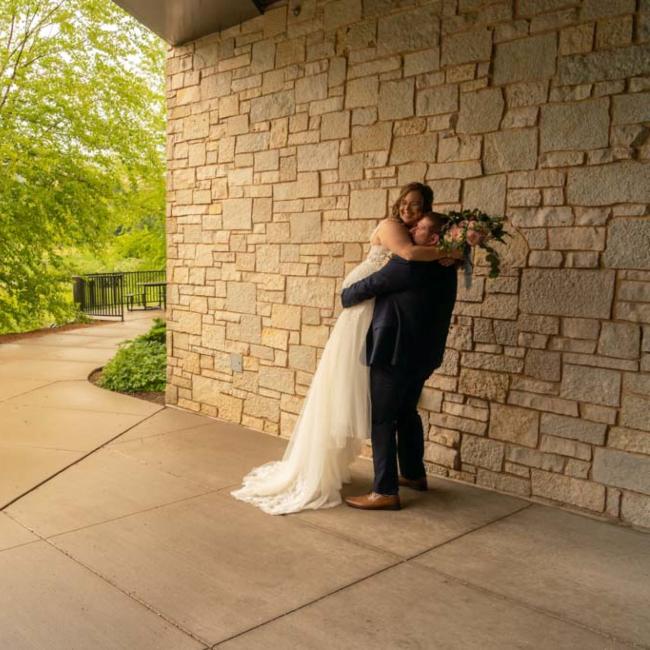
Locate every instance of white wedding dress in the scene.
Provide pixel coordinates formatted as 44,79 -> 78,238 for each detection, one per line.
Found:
231,240 -> 392,514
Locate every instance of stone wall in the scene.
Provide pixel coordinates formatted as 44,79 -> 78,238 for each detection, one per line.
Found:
165,0 -> 650,528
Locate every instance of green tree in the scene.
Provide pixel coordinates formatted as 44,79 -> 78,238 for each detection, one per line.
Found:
0,0 -> 165,333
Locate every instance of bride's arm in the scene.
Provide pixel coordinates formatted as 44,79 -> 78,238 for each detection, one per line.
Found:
378,220 -> 452,262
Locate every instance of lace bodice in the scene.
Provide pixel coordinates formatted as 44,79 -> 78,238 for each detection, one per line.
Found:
367,244 -> 393,265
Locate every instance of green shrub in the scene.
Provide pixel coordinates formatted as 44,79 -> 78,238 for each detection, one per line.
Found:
98,319 -> 166,392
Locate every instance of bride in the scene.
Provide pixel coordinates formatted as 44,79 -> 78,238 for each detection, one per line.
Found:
231,182 -> 460,514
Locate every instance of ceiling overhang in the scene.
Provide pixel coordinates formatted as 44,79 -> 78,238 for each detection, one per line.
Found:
112,0 -> 269,46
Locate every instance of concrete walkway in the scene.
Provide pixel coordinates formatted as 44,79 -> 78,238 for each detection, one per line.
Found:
0,314 -> 648,650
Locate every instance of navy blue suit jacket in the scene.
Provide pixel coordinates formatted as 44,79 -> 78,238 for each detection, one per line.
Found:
341,257 -> 457,376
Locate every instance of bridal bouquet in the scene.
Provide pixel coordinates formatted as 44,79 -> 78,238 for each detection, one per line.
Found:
437,209 -> 508,279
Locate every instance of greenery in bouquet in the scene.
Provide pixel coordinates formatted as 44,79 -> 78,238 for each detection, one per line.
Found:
437,209 -> 509,278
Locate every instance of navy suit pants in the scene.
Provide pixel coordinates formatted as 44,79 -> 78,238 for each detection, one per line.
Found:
369,364 -> 429,495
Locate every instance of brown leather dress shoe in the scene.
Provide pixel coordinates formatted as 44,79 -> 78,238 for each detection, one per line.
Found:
399,476 -> 428,491
344,492 -> 401,511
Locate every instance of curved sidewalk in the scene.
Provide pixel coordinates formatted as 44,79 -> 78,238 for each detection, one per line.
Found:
0,316 -> 648,649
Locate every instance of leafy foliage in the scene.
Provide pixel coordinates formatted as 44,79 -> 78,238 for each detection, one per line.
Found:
98,318 -> 166,392
0,0 -> 166,333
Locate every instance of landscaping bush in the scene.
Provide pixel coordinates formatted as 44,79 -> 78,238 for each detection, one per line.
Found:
98,318 -> 166,392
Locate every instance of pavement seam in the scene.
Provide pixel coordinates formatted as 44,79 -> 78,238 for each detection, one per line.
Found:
5,488 -> 218,541
0,407 -> 165,511
42,536 -> 213,649
413,564 -> 645,650
207,503 -> 534,648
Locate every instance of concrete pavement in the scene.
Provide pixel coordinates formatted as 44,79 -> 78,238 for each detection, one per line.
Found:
0,314 -> 648,649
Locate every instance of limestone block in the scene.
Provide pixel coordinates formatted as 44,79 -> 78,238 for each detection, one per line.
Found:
459,368 -> 509,402
505,81 -> 549,108
222,198 -> 252,230
416,85 -> 458,116
200,72 -> 231,99
182,113 -> 209,141
251,39 -> 275,74
621,491 -> 650,528
442,28 -> 492,66
540,434 -> 591,461
560,364 -> 621,407
519,269 -> 615,318
540,98 -> 609,151
507,446 -> 565,473
598,322 -> 641,359
463,174 -> 506,216
174,310 -> 203,335
620,394 -> 650,432
349,188 -> 387,220
580,0 -> 635,20
424,442 -> 459,469
271,304 -> 301,330
215,391 -> 243,421
258,365 -> 295,394
276,38 -> 305,67
322,220 -> 376,242
456,88 -> 504,134
438,135 -> 481,163
560,23 -> 595,56
558,45 -> 650,85
297,141 -> 340,171
567,162 -> 650,206
404,48 -> 440,77
225,281 -> 257,314
235,132 -> 270,153
607,427 -> 650,456
379,78 -> 415,121
531,469 -> 605,512
288,345 -> 316,372
274,172 -> 320,200
390,133 -> 438,165
476,469 -> 531,497
324,0 -> 361,30
254,150 -> 279,172
398,163 -> 427,186
192,375 -> 221,406
430,179 -> 461,203
244,394 -> 280,420
351,123 -> 392,152
460,435 -> 505,472
202,324 -> 225,349
377,5 -> 440,55
525,349 -> 561,382
295,73 -> 328,104
518,0 -> 580,16
346,76 -> 378,109
484,129 -> 538,173
286,276 -> 335,308
489,403 -> 539,448
541,413 -> 607,445
593,448 -> 650,494
321,111 -> 350,140
290,211 -> 322,243
612,92 -> 650,125
493,34 -> 557,85
603,217 -> 650,269
250,90 -> 295,123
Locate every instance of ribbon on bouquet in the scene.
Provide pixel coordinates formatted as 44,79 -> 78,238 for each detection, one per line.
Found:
463,247 -> 473,289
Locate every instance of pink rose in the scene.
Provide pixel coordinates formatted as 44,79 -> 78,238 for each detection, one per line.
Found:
466,228 -> 484,246
449,225 -> 464,242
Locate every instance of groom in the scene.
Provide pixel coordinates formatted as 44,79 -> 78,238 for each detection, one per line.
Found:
340,214 -> 459,510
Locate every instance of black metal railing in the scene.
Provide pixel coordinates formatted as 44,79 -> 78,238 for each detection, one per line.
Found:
73,270 -> 166,320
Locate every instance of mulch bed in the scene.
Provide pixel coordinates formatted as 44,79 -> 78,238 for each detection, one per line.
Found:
88,367 -> 166,406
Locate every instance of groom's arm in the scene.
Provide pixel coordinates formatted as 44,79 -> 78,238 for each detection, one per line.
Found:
341,258 -> 419,308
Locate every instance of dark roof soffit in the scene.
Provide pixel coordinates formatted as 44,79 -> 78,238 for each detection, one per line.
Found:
112,0 -> 277,46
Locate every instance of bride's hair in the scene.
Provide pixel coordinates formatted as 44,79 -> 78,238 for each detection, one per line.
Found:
389,182 -> 434,221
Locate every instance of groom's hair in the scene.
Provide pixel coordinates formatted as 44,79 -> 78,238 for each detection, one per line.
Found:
390,182 -> 434,220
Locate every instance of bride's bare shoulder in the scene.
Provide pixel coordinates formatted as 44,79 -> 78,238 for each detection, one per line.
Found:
372,218 -> 403,242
